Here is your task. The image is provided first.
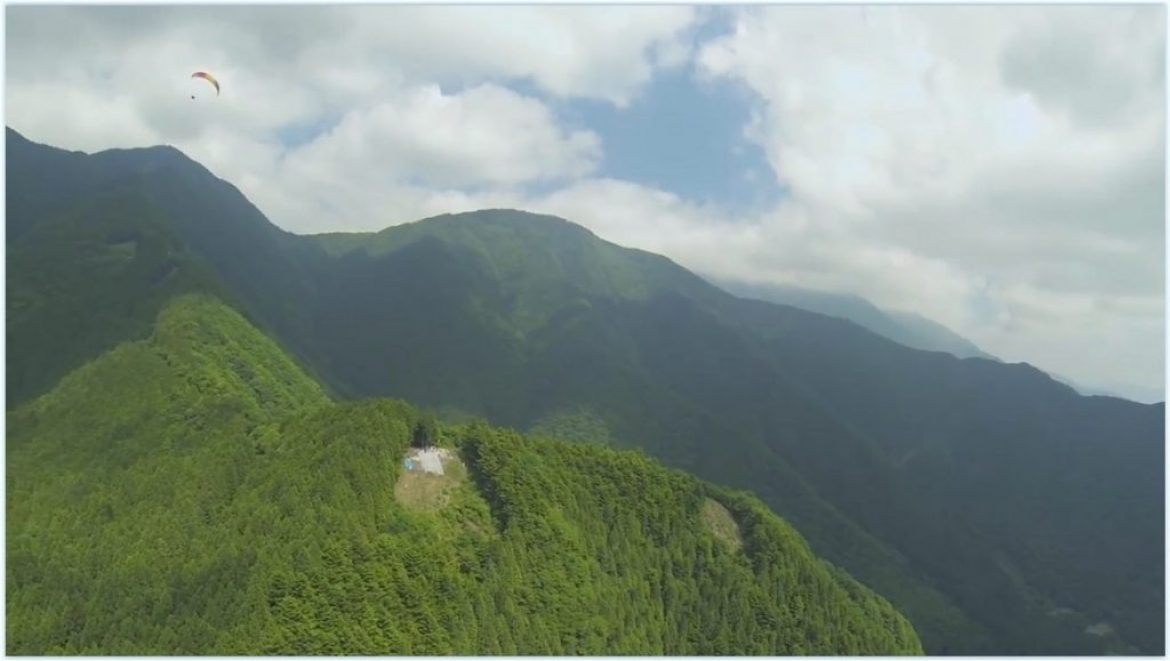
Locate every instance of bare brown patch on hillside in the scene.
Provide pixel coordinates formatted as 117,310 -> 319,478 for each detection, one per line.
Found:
395,448 -> 468,512
701,498 -> 743,552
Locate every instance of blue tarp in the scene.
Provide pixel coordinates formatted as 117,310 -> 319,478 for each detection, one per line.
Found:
404,458 -> 417,470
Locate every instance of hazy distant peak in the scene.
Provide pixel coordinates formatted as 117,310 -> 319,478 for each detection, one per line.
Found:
714,277 -> 995,362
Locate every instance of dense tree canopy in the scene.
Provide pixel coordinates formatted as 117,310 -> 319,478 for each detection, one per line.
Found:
7,296 -> 922,655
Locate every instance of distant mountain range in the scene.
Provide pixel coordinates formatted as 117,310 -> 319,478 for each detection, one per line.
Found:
712,280 -> 995,361
715,279 -> 1164,404
7,127 -> 1163,655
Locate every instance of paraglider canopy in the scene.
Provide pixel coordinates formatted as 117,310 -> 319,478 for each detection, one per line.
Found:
191,71 -> 220,96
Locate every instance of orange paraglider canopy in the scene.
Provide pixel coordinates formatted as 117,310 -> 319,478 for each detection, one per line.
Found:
191,71 -> 220,95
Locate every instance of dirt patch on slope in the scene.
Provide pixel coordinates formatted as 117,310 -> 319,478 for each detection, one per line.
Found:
395,448 -> 468,512
701,498 -> 743,552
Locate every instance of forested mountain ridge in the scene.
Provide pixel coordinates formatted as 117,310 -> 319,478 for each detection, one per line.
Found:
7,127 -> 1162,654
7,294 -> 923,655
6,127 -> 327,407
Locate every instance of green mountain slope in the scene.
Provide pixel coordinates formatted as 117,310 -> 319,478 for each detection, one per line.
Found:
7,128 -> 1161,655
5,127 -> 329,406
6,180 -> 235,405
304,211 -> 1159,654
7,295 -> 922,655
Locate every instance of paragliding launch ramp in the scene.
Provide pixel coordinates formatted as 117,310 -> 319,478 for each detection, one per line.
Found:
403,447 -> 451,475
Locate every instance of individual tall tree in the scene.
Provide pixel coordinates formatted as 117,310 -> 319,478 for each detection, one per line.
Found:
412,412 -> 439,448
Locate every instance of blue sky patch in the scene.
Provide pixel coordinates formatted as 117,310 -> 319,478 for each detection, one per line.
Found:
548,66 -> 783,215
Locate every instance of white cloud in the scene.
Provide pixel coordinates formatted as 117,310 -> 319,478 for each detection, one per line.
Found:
288,84 -> 600,190
331,5 -> 696,106
6,80 -> 159,152
4,4 -> 678,230
242,83 -> 602,233
5,5 -> 696,108
997,7 -> 1165,129
694,5 -> 1165,400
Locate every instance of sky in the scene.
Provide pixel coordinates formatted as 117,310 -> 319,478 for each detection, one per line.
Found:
4,4 -> 1166,403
